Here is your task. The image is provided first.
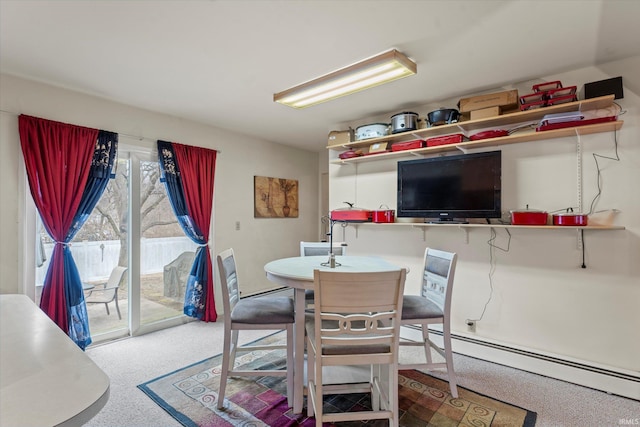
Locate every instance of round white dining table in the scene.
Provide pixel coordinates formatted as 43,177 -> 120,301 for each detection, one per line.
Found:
0,294 -> 110,427
264,255 -> 403,414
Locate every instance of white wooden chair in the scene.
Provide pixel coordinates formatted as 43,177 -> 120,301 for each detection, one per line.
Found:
400,247 -> 459,398
299,241 -> 347,307
299,241 -> 347,257
306,268 -> 406,427
85,266 -> 127,320
216,248 -> 295,409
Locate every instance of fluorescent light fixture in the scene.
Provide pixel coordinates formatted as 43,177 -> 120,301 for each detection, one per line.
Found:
274,49 -> 417,109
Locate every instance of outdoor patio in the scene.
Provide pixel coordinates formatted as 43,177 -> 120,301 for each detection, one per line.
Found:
85,273 -> 185,338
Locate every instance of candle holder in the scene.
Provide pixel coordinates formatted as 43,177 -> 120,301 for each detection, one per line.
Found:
320,216 -> 342,268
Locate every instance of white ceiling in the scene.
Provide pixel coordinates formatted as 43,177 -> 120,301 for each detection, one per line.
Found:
2,0 -> 640,152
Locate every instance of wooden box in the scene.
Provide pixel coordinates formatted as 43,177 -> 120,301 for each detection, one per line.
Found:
327,129 -> 353,146
459,89 -> 519,113
470,106 -> 502,120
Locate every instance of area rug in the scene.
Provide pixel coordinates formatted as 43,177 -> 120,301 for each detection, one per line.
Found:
138,333 -> 536,426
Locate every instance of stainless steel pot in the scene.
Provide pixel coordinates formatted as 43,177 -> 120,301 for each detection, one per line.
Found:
390,112 -> 419,134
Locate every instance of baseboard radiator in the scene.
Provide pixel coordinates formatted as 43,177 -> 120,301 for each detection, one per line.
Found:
403,325 -> 640,400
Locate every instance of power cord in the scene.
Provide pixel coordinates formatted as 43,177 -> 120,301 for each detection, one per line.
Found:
588,129 -> 621,215
466,228 -> 511,326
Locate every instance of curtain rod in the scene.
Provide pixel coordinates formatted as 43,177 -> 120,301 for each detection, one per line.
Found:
0,109 -> 221,154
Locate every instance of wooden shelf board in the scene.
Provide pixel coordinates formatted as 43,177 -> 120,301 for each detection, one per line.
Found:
331,120 -> 623,164
327,94 -> 617,152
349,222 -> 625,231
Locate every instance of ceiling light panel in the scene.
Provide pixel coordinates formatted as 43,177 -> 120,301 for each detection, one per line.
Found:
274,49 -> 417,109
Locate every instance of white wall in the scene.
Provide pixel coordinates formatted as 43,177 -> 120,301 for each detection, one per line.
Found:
329,57 -> 640,397
0,74 -> 320,314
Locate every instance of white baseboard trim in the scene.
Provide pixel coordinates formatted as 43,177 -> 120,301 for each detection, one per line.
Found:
401,326 -> 640,400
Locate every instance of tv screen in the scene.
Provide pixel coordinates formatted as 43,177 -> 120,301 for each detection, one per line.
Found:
397,150 -> 501,222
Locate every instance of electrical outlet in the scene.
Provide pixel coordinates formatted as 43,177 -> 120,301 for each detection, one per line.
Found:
235,221 -> 240,231
466,320 -> 476,333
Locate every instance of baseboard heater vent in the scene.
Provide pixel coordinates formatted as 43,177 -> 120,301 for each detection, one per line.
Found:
404,325 -> 639,384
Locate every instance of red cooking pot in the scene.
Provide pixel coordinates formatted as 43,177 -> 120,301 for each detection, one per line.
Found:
330,202 -> 372,222
510,206 -> 549,225
372,205 -> 395,223
553,208 -> 588,226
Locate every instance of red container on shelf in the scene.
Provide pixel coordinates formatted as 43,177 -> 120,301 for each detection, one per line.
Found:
391,139 -> 424,151
520,100 -> 547,111
372,206 -> 395,223
553,212 -> 588,226
536,115 -> 617,132
425,133 -> 464,147
510,208 -> 549,225
546,94 -> 578,106
519,92 -> 546,104
533,80 -> 562,92
546,86 -> 577,98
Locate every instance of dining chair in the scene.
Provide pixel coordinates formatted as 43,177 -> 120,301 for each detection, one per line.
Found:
85,266 -> 127,320
400,247 -> 459,398
299,241 -> 347,257
215,248 -> 294,410
299,241 -> 347,307
306,268 -> 406,427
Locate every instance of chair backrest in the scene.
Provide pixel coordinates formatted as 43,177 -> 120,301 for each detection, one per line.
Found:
107,266 -> 128,287
217,248 -> 240,318
300,241 -> 347,257
420,248 -> 457,317
312,269 -> 406,358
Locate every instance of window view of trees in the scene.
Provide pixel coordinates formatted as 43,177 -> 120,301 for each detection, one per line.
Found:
68,160 -> 182,263
37,157 -> 195,338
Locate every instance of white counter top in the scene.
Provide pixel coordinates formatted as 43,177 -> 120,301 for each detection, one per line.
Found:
0,294 -> 110,427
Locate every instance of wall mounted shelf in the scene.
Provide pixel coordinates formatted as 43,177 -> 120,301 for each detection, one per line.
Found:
346,222 -> 624,246
329,95 -> 622,165
347,222 -> 624,231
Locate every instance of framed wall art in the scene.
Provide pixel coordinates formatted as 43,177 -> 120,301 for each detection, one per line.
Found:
254,176 -> 299,218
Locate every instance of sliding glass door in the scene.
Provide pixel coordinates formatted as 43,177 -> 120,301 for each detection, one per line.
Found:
35,145 -> 196,343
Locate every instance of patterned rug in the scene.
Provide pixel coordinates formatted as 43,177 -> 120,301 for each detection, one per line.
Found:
138,333 -> 536,426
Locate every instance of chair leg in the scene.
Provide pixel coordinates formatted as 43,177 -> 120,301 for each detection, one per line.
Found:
229,330 -> 239,370
371,364 -> 380,411
306,337 -> 315,418
285,324 -> 294,408
389,364 -> 399,427
314,351 -> 323,427
217,325 -> 233,409
421,323 -> 434,364
114,298 -> 122,320
104,302 -> 110,316
443,324 -> 458,398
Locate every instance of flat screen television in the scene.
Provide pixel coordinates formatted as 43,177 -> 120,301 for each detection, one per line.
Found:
397,150 -> 501,223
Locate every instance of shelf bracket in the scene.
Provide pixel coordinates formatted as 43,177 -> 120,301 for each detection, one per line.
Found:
459,226 -> 470,244
411,225 -> 427,241
349,223 -> 359,239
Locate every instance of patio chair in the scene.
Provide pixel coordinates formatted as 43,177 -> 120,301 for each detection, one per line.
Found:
85,266 -> 127,320
306,268 -> 406,426
400,247 -> 459,398
216,248 -> 294,410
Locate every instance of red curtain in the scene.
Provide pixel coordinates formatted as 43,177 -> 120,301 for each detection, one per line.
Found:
172,143 -> 218,321
19,115 -> 98,332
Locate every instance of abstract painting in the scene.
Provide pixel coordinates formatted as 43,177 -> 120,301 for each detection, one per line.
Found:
254,176 -> 299,218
